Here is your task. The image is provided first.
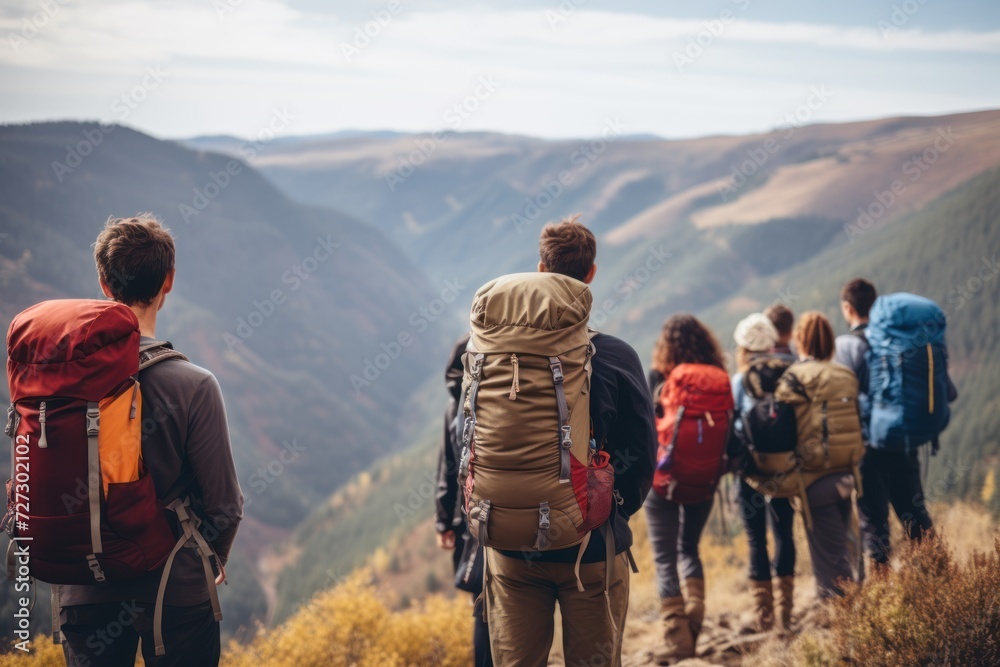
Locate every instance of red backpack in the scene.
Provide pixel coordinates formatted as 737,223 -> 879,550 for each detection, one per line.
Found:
4,300 -> 221,655
653,364 -> 734,503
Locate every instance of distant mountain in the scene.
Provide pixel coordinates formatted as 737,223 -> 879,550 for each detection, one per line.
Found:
199,111 -> 999,341
0,122 -> 450,637
182,129 -> 407,156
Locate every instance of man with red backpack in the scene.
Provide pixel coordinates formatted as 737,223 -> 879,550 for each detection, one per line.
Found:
5,215 -> 243,666
462,217 -> 655,667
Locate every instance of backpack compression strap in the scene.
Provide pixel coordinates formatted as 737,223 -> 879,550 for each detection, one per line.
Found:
548,357 -> 573,484
139,340 -> 189,370
153,497 -> 223,656
85,403 -> 105,582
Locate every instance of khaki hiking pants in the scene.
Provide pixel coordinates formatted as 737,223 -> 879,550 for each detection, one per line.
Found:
484,548 -> 630,667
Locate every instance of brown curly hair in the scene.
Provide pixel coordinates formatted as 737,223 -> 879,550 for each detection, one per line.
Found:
651,314 -> 727,377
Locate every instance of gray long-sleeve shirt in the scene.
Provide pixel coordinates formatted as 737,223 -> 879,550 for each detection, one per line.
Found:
834,325 -> 871,442
61,338 -> 244,607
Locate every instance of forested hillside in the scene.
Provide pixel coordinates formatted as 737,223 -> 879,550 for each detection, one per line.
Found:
695,167 -> 1000,509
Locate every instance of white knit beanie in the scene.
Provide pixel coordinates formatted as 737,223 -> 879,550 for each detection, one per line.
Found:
734,313 -> 779,352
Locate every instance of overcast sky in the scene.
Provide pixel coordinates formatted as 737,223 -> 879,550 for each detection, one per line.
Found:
1,0 -> 998,140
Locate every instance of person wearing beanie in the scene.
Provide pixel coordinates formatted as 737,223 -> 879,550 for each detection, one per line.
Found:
731,313 -> 797,634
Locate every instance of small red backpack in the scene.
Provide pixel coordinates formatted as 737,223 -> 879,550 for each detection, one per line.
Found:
652,363 -> 734,504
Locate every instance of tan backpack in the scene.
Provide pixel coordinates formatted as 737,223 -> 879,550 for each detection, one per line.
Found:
775,359 -> 865,493
744,360 -> 865,529
458,273 -> 613,554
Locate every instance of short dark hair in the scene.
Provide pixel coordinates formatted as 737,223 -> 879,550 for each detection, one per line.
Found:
538,215 -> 596,282
94,214 -> 175,306
840,278 -> 877,318
764,304 -> 794,337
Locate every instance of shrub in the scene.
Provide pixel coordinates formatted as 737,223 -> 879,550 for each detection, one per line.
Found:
828,536 -> 1000,666
222,570 -> 471,667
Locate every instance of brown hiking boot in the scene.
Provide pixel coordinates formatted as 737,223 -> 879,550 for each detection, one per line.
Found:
683,577 -> 706,645
657,595 -> 695,664
750,579 -> 774,632
776,575 -> 795,632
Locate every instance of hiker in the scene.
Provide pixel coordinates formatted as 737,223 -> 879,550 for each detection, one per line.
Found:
645,315 -> 733,662
54,216 -> 243,666
835,280 -> 955,569
436,332 -> 493,667
781,312 -> 865,599
764,305 -> 796,360
462,217 -> 656,667
730,313 -> 797,632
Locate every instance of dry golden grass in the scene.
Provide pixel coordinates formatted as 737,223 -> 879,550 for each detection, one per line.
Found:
750,500 -> 1000,667
221,571 -> 470,667
2,501 -> 995,666
0,637 -> 64,666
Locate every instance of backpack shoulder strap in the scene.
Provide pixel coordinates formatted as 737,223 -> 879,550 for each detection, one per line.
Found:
139,340 -> 189,371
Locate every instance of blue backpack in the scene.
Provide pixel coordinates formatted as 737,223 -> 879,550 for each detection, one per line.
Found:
866,293 -> 953,451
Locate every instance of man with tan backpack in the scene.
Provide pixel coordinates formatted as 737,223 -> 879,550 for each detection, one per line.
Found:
457,217 -> 656,667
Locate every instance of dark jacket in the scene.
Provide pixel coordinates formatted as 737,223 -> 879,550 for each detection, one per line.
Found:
435,334 -> 470,537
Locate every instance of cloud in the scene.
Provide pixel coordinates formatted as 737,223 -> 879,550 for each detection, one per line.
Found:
0,1 -> 997,138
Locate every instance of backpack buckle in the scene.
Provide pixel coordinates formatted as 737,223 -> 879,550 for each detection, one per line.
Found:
86,406 -> 100,438
561,425 -> 572,449
462,417 -> 475,446
86,554 -> 106,583
470,353 -> 484,379
4,405 -> 16,438
550,360 -> 564,384
538,502 -> 550,530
